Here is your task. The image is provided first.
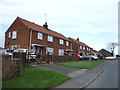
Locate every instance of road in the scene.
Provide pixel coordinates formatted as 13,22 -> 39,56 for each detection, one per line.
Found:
85,60 -> 119,88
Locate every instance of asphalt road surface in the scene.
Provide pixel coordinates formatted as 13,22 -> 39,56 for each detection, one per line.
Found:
85,60 -> 119,88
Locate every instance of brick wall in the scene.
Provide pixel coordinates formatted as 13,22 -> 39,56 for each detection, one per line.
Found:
5,18 -> 72,56
31,30 -> 72,55
5,18 -> 30,49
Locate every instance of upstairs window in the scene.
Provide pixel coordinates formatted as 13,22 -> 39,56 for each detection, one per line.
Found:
89,48 -> 91,51
48,35 -> 53,42
12,31 -> 17,39
66,41 -> 69,46
83,46 -> 85,50
80,45 -> 82,49
59,39 -> 64,45
38,32 -> 43,40
8,32 -> 11,38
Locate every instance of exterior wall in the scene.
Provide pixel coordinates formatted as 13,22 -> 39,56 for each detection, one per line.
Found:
5,18 -> 30,49
71,41 -> 79,54
31,30 -> 72,55
69,38 -> 92,56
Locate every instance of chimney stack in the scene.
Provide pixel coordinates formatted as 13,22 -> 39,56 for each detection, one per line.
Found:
76,37 -> 79,41
43,22 -> 48,29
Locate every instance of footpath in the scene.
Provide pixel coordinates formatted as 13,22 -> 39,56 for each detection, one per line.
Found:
30,61 -> 108,88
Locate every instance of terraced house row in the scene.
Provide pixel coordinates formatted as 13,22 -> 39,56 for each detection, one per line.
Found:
5,17 -> 94,56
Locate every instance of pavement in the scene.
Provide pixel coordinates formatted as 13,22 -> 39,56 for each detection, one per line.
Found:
30,61 -> 107,89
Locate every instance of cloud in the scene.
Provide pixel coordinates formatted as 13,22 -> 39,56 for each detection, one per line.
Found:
0,0 -> 119,53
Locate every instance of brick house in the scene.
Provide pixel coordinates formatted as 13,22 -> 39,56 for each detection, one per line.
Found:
68,38 -> 93,56
5,17 -> 73,56
98,49 -> 112,57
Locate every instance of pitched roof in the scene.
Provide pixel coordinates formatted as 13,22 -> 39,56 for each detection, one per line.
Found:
99,49 -> 112,57
68,38 -> 90,48
17,17 -> 71,41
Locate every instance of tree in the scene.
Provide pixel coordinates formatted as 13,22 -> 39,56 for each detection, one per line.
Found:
106,42 -> 118,56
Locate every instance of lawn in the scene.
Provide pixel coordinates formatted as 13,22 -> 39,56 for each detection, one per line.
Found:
57,60 -> 106,69
2,66 -> 70,88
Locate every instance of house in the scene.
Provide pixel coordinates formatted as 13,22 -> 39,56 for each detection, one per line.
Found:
4,17 -> 73,56
68,38 -> 93,56
98,49 -> 112,57
91,49 -> 99,56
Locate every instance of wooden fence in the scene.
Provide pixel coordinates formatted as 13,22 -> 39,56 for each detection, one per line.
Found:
52,55 -> 80,63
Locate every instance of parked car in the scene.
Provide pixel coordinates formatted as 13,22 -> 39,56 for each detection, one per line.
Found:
90,55 -> 98,60
83,56 -> 91,60
83,55 -> 98,60
0,49 -> 13,56
105,56 -> 116,60
13,49 -> 36,59
76,54 -> 83,59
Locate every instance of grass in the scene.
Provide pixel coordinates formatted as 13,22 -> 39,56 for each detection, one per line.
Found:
2,66 -> 70,88
57,60 -> 106,69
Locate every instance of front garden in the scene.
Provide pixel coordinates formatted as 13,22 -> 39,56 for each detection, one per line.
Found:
57,60 -> 107,69
2,58 -> 108,88
2,66 -> 70,88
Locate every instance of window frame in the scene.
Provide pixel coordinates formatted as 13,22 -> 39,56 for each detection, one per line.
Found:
80,45 -> 82,49
12,31 -> 17,39
59,39 -> 64,45
46,47 -> 54,55
58,49 -> 64,56
38,32 -> 43,40
8,32 -> 11,38
66,41 -> 69,46
48,35 -> 53,42
83,46 -> 85,50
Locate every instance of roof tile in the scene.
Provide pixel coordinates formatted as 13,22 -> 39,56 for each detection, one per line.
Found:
17,17 -> 71,41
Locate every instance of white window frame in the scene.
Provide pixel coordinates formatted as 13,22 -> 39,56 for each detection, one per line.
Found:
59,39 -> 64,45
58,49 -> 64,56
12,31 -> 17,39
38,32 -> 43,40
83,46 -> 85,50
48,35 -> 53,42
46,47 -> 54,55
80,45 -> 82,49
89,48 -> 90,51
87,48 -> 89,51
8,32 -> 11,38
66,41 -> 69,46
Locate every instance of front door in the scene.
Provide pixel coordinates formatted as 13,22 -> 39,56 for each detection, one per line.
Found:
37,47 -> 42,56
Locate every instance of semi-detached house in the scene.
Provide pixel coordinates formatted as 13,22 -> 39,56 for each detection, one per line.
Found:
69,38 -> 93,56
5,17 -> 73,56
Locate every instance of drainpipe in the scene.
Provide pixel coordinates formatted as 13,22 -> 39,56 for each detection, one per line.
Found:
29,29 -> 32,49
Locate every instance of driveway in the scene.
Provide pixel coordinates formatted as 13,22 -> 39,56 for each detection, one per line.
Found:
30,62 -> 88,77
30,61 -> 107,88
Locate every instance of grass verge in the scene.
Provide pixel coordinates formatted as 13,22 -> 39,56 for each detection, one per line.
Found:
57,60 -> 106,69
2,66 -> 70,88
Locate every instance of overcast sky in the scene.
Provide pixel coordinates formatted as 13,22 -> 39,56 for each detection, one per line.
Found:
0,0 -> 119,54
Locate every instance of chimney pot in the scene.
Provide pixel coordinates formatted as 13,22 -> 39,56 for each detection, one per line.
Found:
43,22 -> 48,29
76,38 -> 79,41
